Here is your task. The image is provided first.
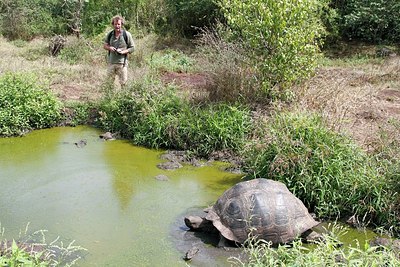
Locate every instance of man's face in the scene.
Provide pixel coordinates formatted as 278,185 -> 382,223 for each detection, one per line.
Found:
113,19 -> 122,32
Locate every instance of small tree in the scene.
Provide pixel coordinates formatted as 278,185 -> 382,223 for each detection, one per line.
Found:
217,0 -> 324,98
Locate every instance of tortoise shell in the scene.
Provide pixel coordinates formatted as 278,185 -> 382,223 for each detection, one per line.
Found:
205,178 -> 319,245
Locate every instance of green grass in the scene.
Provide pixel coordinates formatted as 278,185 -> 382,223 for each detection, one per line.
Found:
146,49 -> 194,73
96,77 -> 252,157
243,111 -> 398,233
230,224 -> 400,267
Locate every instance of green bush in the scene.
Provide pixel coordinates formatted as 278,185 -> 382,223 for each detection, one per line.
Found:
0,72 -> 62,136
244,112 -> 396,229
82,0 -> 167,36
62,101 -> 95,127
96,80 -> 251,157
217,0 -> 324,98
335,0 -> 400,42
168,102 -> 251,156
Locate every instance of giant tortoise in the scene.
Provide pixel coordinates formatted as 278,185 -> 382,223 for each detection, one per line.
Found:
185,178 -> 322,247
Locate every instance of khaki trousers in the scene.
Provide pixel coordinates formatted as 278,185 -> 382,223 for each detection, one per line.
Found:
107,64 -> 128,86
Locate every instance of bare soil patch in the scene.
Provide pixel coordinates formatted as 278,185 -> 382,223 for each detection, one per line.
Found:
297,56 -> 400,151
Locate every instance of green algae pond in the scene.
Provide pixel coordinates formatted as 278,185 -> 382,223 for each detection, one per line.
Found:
0,126 -> 379,266
0,126 -> 243,266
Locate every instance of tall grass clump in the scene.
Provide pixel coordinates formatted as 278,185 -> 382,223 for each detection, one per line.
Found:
96,79 -> 251,157
244,111 -> 397,231
230,224 -> 400,266
371,125 -> 400,234
168,102 -> 251,156
0,72 -> 62,136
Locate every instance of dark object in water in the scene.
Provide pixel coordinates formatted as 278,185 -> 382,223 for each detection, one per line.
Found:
74,139 -> 87,148
183,246 -> 199,261
99,132 -> 114,140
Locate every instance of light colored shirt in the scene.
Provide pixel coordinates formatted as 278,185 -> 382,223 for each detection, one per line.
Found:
104,30 -> 135,65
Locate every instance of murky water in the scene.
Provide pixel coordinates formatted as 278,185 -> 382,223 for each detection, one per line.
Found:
0,126 -> 243,266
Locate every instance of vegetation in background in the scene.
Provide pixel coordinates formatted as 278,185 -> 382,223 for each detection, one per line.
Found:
333,0 -> 400,43
0,0 -> 400,265
162,0 -> 222,36
0,0 -> 81,40
2,0 -> 400,46
58,37 -> 96,65
0,72 -> 62,136
244,112 -> 399,234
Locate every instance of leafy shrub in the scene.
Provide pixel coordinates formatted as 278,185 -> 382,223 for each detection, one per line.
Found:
217,0 -> 324,98
62,101 -> 95,127
0,72 -> 62,136
0,0 -> 68,40
168,102 -> 251,156
244,112 -> 396,229
337,0 -> 400,43
82,0 -> 167,36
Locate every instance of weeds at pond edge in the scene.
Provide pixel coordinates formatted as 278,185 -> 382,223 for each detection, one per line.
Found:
0,222 -> 87,266
228,223 -> 400,267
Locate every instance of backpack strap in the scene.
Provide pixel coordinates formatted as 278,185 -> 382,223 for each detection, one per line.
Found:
121,30 -> 128,67
107,30 -> 128,45
106,30 -> 113,56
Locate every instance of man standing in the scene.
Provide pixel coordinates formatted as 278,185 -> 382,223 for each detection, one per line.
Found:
103,15 -> 135,88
